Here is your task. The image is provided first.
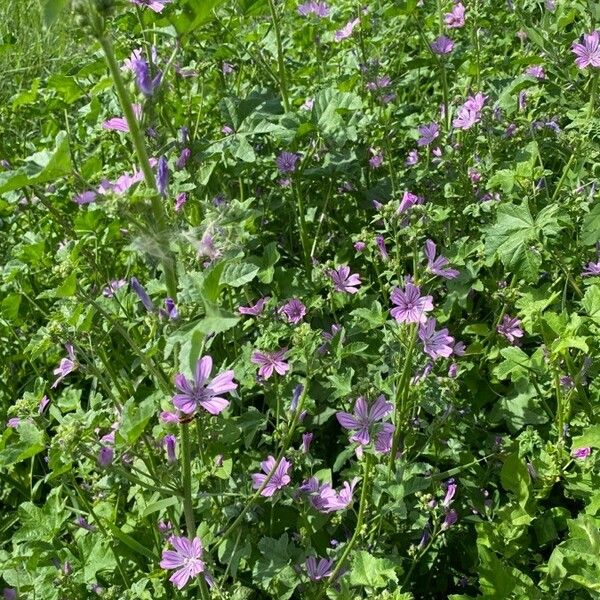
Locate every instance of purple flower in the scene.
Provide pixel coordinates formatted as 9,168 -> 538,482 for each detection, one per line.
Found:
221,62 -> 235,75
322,478 -> 359,512
374,422 -> 395,454
301,432 -> 313,453
525,65 -> 545,79
298,477 -> 336,511
571,447 -> 591,459
419,319 -> 455,360
572,31 -> 600,69
38,395 -> 50,414
276,151 -> 299,174
305,557 -> 334,581
334,18 -> 360,42
238,297 -> 270,316
162,297 -> 178,320
7,418 -> 21,428
103,279 -> 127,297
369,148 -> 383,169
398,191 -> 424,214
175,148 -> 191,170
329,266 -> 361,294
497,315 -> 523,344
159,536 -> 204,590
442,481 -> 457,507
163,434 -> 177,463
390,283 -> 434,324
131,56 -> 161,96
297,1 -> 330,17
417,122 -> 440,146
52,343 -> 77,388
336,395 -> 392,446
406,149 -> 419,166
130,0 -> 172,13
175,192 -> 187,212
354,241 -> 366,252
251,455 -> 292,496
156,156 -> 169,197
172,356 -> 237,415
98,446 -> 113,468
431,36 -> 454,55
279,298 -> 307,324
131,277 -> 155,312
444,2 -> 465,28
74,191 -> 98,205
453,108 -> 480,130
75,516 -> 95,532
441,509 -> 458,530
160,411 -> 180,424
251,348 -> 290,379
464,93 -> 487,112
375,235 -> 389,260
424,240 -> 459,279
582,261 -> 600,276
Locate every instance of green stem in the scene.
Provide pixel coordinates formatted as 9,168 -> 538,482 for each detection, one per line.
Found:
388,324 -> 418,473
97,34 -> 178,299
293,178 -> 311,274
180,422 -> 196,537
266,0 -> 290,112
211,379 -> 309,551
318,453 -> 372,597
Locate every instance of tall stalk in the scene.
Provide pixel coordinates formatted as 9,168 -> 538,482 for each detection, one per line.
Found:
266,0 -> 290,112
97,34 -> 178,300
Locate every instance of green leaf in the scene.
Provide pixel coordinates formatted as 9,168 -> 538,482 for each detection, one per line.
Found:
582,203 -> 600,246
0,422 -> 46,467
485,201 -> 563,280
0,131 -> 72,194
493,347 -> 531,381
141,497 -> 180,518
349,551 -> 399,589
118,397 -> 156,446
582,285 -> 600,323
221,262 -> 260,287
572,424 -> 600,449
170,0 -> 227,35
501,453 -> 530,508
42,0 -> 69,27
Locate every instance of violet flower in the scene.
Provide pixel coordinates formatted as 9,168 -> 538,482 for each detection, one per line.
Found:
297,1 -> 330,17
52,343 -> 77,388
130,0 -> 172,13
131,277 -> 155,312
238,297 -> 270,316
164,434 -> 177,463
156,156 -> 169,197
444,2 -> 465,28
159,536 -> 204,590
175,148 -> 191,170
305,557 -> 334,581
571,447 -> 591,459
442,480 -> 457,507
431,36 -> 454,55
398,191 -> 424,214
334,18 -> 360,42
572,31 -> 600,69
582,261 -> 600,276
497,315 -> 523,344
103,279 -> 127,297
279,298 -> 307,324
322,478 -> 359,512
175,192 -> 187,212
406,149 -> 419,166
98,446 -> 113,468
375,235 -> 389,260
329,266 -> 361,293
390,283 -> 434,324
172,356 -> 237,415
276,151 -> 299,173
417,122 -> 440,146
336,395 -> 392,446
38,395 -> 50,414
301,432 -> 313,453
419,319 -> 455,360
131,56 -> 161,96
525,65 -> 545,79
251,348 -> 290,379
424,240 -> 459,279
441,509 -> 458,530
251,455 -> 292,496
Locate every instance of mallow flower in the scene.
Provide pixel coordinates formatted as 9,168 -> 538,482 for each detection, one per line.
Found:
159,536 -> 204,590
